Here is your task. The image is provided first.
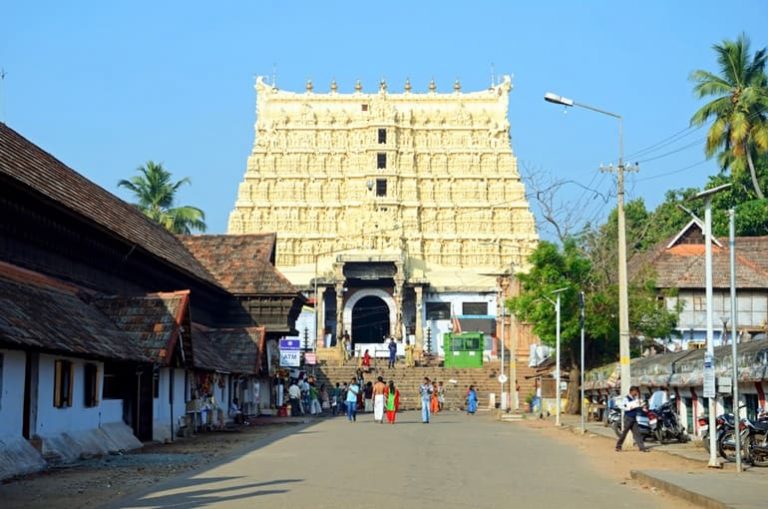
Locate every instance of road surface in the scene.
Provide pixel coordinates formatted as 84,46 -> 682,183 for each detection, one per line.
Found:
105,411 -> 683,509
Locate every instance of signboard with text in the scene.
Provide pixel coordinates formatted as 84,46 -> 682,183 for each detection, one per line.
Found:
703,353 -> 716,398
279,337 -> 301,367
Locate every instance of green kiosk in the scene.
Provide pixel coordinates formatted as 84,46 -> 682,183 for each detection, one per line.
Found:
443,332 -> 484,368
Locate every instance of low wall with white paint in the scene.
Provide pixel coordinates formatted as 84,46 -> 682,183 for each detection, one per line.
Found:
101,398 -> 123,424
0,349 -> 26,439
152,368 -> 188,442
35,354 -> 105,437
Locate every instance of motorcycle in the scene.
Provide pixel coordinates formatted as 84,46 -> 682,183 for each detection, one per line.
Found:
710,408 -> 768,465
653,399 -> 689,444
609,406 -> 657,442
733,410 -> 768,467
698,413 -> 735,455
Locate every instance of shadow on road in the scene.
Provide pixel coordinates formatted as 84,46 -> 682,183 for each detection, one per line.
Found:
120,477 -> 304,509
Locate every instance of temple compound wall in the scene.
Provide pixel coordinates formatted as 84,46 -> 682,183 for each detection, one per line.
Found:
228,76 -> 538,356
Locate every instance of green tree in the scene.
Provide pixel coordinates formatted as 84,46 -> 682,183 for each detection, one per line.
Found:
690,33 -> 768,199
510,239 -> 681,413
118,161 -> 207,234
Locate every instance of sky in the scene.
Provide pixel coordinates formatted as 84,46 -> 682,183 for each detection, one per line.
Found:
2,1 -> 767,239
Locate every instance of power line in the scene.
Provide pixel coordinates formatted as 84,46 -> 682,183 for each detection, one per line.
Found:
626,124 -> 702,160
636,138 -> 705,164
635,159 -> 710,182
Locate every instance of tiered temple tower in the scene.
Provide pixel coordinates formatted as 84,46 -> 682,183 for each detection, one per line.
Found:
228,76 -> 538,354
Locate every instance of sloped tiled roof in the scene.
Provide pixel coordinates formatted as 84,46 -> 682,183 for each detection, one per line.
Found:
629,223 -> 768,289
0,123 -> 221,289
0,262 -> 148,362
206,326 -> 266,375
179,234 -> 298,295
92,291 -> 189,364
190,324 -> 233,373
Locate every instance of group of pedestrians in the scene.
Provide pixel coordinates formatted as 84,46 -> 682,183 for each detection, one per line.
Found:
286,375 -> 329,416
340,375 -> 401,424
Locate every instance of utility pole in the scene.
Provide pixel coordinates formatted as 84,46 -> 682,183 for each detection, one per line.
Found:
729,208 -> 742,472
544,92 -> 637,409
500,305 -> 507,411
598,120 -> 637,404
579,291 -> 586,433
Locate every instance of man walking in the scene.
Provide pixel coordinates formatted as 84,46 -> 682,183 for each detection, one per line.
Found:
373,376 -> 387,423
419,377 -> 433,423
346,377 -> 360,422
387,337 -> 397,369
615,385 -> 649,452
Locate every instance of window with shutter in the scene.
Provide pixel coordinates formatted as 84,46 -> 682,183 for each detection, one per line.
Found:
84,363 -> 99,407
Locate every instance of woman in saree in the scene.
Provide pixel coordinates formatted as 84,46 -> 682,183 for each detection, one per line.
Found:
385,380 -> 400,424
430,382 -> 440,414
466,385 -> 478,415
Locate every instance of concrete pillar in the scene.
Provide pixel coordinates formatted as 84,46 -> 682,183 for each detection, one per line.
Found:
316,286 -> 326,347
415,286 -> 424,349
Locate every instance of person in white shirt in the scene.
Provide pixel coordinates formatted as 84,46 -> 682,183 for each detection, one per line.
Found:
649,387 -> 669,411
288,380 -> 301,416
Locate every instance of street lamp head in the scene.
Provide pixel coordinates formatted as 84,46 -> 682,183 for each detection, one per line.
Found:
692,183 -> 732,201
544,92 -> 574,107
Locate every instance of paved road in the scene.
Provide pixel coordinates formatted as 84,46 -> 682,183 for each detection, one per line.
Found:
107,411 -> 678,509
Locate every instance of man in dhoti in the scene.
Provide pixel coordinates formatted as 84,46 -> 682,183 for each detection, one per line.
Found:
372,376 -> 387,423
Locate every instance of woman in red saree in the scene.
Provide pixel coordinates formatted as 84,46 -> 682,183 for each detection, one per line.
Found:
385,380 -> 400,424
361,349 -> 372,371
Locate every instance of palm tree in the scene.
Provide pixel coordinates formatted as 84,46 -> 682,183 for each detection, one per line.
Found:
118,161 -> 207,234
690,33 -> 768,199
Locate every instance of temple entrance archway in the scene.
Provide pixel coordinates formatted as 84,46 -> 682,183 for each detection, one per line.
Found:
351,296 -> 390,344
343,288 -> 395,344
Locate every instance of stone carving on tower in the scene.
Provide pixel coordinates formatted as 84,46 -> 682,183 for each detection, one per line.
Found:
229,75 -> 538,290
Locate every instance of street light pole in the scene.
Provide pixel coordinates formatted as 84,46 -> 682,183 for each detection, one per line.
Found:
579,291 -> 586,434
690,183 -> 731,468
544,287 -> 568,427
500,305 -> 507,411
555,291 -> 561,427
544,92 -> 633,403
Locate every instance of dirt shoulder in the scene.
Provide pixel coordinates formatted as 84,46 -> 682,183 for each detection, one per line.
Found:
518,417 -> 707,508
0,420 -> 314,509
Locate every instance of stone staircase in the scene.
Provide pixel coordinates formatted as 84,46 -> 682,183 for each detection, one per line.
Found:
313,359 -> 531,411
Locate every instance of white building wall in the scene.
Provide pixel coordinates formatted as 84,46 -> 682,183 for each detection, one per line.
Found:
0,349 -> 26,438
295,306 -> 317,349
424,291 -> 497,356
101,399 -> 123,424
667,290 -> 768,348
35,354 -> 105,437
152,368 -> 187,441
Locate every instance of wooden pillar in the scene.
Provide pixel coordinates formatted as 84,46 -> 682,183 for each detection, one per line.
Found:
316,286 -> 326,347
415,286 -> 424,349
335,281 -> 344,339
394,268 -> 405,340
